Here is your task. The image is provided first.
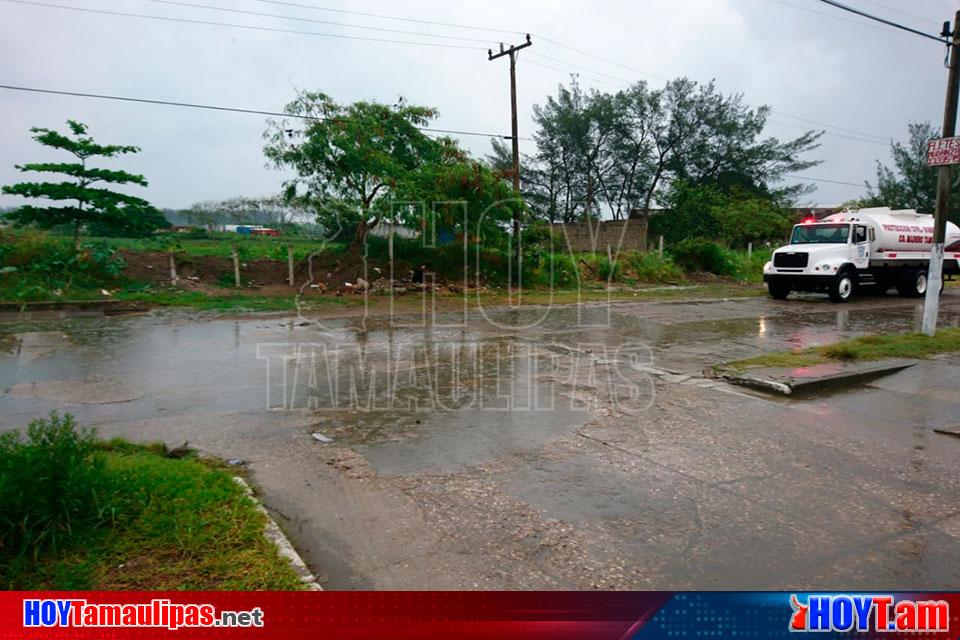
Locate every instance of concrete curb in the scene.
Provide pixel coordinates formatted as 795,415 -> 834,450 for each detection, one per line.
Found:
722,359 -> 917,396
232,477 -> 323,591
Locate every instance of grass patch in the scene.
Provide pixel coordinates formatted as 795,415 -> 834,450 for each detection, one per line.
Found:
0,413 -> 304,590
89,232 -> 346,263
724,327 -> 960,371
1,227 -> 767,311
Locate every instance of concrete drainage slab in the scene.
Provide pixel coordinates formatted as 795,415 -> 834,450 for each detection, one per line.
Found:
722,359 -> 918,396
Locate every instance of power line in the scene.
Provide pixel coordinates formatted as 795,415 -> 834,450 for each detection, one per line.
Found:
0,0 -> 486,50
527,51 -> 633,84
766,119 -> 890,146
767,0 -> 904,36
0,0 -> 902,154
249,0 -> 521,37
0,84 -> 513,139
767,111 -> 888,141
850,0 -> 934,25
531,34 -> 670,83
1,85 -> 858,188
524,59 -> 626,89
784,174 -> 867,187
139,0 -> 493,44
154,0 -> 939,147
814,0 -> 945,42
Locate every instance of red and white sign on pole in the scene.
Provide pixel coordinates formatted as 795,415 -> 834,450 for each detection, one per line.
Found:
927,136 -> 960,166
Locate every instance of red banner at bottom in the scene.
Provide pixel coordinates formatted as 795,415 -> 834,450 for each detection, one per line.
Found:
2,591 -> 959,639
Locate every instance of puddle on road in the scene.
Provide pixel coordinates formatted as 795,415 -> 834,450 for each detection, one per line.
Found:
1,296 -> 957,473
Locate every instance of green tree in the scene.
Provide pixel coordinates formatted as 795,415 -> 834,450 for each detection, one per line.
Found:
87,207 -> 169,237
862,122 -> 960,222
402,147 -> 518,242
2,121 -> 159,247
650,180 -> 726,243
516,78 -> 822,224
712,192 -> 792,245
650,181 -> 791,246
264,92 -> 446,246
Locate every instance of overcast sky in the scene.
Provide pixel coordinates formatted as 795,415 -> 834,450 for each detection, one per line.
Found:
1,0 -> 958,211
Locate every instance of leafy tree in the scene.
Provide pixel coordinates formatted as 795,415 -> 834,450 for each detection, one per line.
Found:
2,121 -> 159,247
400,147 -> 518,243
712,192 -> 792,246
512,78 -> 822,225
650,181 -> 726,243
264,92 -> 446,246
861,122 -> 960,222
87,207 -> 169,237
650,180 -> 791,246
527,80 -> 612,222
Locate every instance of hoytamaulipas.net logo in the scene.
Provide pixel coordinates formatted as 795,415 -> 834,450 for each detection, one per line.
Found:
789,594 -> 949,633
23,598 -> 264,630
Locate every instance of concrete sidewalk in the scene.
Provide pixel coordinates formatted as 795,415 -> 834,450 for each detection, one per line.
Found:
722,359 -> 917,395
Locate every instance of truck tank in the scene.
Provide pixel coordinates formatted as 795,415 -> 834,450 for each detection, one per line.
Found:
820,207 -> 960,253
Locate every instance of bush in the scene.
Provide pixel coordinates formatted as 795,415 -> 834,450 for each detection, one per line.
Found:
576,253 -> 623,284
670,238 -> 738,276
0,230 -> 127,300
597,256 -> 622,282
625,252 -> 685,284
527,251 -> 578,288
731,248 -> 772,282
0,413 -> 116,561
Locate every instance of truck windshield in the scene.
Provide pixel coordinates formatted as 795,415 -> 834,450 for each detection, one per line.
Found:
790,223 -> 850,244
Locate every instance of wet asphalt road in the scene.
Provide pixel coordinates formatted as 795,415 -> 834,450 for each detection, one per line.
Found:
1,289 -> 959,589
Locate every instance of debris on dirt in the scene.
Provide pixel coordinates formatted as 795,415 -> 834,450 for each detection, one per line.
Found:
117,248 -> 473,298
227,458 -> 245,466
312,432 -> 333,443
934,428 -> 960,440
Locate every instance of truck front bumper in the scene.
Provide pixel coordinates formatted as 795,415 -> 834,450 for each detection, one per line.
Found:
763,273 -> 835,291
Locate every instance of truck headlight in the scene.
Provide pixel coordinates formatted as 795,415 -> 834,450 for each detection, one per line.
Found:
763,261 -> 773,272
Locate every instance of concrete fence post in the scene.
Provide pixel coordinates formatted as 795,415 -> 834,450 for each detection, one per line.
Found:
747,242 -> 753,260
169,253 -> 178,283
287,245 -> 295,286
231,241 -> 241,288
658,235 -> 664,259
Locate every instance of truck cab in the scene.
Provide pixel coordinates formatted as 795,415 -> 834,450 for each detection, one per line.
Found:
763,221 -> 860,301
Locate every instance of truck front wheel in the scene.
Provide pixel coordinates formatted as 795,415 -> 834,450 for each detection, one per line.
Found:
896,269 -> 927,298
768,281 -> 790,300
828,271 -> 856,303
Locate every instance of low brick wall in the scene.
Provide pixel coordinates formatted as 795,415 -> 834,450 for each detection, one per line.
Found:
548,219 -> 648,253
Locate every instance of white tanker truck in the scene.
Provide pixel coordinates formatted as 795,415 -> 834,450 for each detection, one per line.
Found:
762,207 -> 960,302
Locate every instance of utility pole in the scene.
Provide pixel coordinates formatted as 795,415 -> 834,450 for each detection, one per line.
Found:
922,12 -> 960,336
489,34 -> 532,291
